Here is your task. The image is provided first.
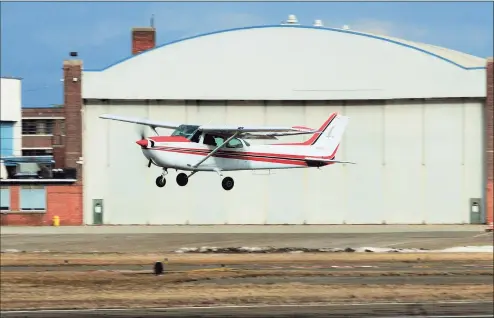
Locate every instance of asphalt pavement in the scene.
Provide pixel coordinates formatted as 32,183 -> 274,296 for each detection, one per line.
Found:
1,225 -> 492,252
2,302 -> 493,317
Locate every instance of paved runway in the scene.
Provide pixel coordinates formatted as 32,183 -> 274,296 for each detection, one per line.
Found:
1,225 -> 492,252
2,302 -> 493,317
0,224 -> 488,234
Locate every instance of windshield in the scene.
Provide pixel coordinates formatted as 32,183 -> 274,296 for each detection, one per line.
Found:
171,125 -> 200,139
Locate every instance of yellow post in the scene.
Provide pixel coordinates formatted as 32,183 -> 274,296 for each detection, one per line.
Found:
53,215 -> 60,227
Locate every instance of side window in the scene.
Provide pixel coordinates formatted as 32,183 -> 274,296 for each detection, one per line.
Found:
190,130 -> 201,143
213,136 -> 225,146
226,138 -> 243,148
203,134 -> 224,146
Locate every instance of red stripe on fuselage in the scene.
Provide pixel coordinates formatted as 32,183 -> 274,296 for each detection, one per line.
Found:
155,147 -> 310,166
150,136 -> 190,143
154,146 -> 310,160
152,146 -> 336,166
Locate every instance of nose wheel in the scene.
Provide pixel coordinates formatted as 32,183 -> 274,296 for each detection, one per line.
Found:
222,177 -> 234,191
156,169 -> 168,187
155,176 -> 166,187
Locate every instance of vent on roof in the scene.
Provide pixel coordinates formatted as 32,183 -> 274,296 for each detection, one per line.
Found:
282,14 -> 299,25
313,19 -> 324,27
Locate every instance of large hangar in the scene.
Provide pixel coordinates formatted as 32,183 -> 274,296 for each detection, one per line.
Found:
80,20 -> 492,225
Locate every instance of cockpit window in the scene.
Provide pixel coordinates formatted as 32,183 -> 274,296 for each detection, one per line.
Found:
226,138 -> 244,148
171,125 -> 200,140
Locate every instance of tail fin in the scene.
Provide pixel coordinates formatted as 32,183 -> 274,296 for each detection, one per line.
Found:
312,113 -> 349,153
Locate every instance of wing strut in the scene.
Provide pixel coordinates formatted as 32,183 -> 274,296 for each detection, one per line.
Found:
188,132 -> 239,169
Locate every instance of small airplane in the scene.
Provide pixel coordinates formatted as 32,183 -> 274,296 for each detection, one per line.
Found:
99,112 -> 355,191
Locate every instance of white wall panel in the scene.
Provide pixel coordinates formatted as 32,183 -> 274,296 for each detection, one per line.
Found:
424,101 -> 464,165
264,102 -> 305,224
0,78 -> 21,122
225,101 -> 267,224
382,101 -> 424,223
303,102 -> 346,224
462,101 -> 484,218
422,102 -> 465,223
82,102 -> 110,225
0,77 -> 22,156
344,103 -> 385,223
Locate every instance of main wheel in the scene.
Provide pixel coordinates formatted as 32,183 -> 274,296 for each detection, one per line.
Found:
155,176 -> 166,187
222,177 -> 234,191
176,173 -> 189,186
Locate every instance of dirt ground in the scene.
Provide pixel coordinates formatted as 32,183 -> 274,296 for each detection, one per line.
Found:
1,270 -> 493,310
1,251 -> 493,311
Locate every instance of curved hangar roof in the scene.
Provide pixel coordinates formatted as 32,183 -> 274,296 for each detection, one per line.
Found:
83,25 -> 487,101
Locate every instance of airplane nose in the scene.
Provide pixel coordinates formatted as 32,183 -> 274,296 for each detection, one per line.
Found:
136,139 -> 148,147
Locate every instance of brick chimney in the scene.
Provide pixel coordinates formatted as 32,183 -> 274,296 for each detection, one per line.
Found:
63,59 -> 83,184
132,27 -> 156,55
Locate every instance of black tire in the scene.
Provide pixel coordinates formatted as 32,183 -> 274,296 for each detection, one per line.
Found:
176,173 -> 188,186
155,176 -> 166,187
222,177 -> 234,191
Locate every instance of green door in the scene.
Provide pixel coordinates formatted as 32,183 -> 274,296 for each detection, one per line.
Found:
93,199 -> 103,225
469,198 -> 482,224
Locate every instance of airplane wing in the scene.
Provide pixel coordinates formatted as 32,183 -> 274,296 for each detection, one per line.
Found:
197,125 -> 320,139
99,114 -> 182,130
198,124 -> 318,134
99,114 -> 320,138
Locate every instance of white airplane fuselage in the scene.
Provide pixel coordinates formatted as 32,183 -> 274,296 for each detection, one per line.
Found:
142,141 -> 336,172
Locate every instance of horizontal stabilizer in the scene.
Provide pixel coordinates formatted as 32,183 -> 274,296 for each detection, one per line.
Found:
304,157 -> 356,165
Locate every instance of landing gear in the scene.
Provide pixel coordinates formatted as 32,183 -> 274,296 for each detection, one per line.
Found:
155,168 -> 233,190
176,173 -> 189,187
222,177 -> 234,191
155,169 -> 168,187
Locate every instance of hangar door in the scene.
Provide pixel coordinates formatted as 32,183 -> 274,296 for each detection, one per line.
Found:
82,99 -> 483,225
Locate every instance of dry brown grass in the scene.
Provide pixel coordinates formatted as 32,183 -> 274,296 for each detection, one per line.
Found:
1,271 -> 493,310
1,252 -> 492,266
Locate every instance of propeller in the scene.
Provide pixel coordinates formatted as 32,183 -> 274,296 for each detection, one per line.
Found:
135,125 -> 153,168
136,125 -> 147,140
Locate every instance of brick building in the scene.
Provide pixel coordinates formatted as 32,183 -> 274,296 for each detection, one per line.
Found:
0,62 -> 83,226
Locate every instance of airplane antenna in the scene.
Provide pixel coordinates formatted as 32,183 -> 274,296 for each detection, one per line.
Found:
150,14 -> 155,28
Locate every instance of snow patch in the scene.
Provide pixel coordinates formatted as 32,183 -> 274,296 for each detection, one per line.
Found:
0,249 -> 23,253
439,246 -> 494,253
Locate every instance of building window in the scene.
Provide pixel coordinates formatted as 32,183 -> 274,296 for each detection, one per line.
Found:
0,186 -> 10,211
22,149 -> 53,156
0,121 -> 15,157
22,119 -> 55,135
20,185 -> 46,211
60,120 -> 65,135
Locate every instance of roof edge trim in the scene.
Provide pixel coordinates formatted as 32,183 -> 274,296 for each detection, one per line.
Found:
84,25 -> 487,72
